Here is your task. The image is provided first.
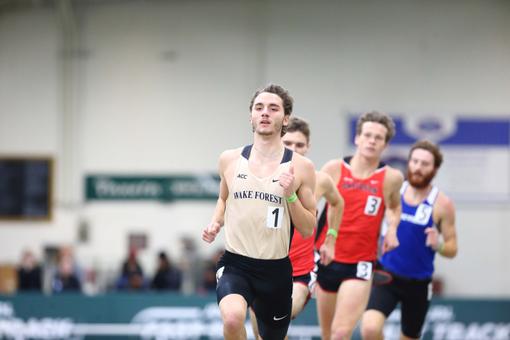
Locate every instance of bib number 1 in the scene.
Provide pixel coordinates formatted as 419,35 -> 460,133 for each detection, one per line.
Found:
267,206 -> 283,229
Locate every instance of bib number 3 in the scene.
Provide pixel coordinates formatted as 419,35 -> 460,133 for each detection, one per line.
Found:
364,195 -> 382,216
356,261 -> 373,280
267,206 -> 283,229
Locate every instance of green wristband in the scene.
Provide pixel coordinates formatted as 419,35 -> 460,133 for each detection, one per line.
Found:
326,228 -> 338,238
286,192 -> 298,203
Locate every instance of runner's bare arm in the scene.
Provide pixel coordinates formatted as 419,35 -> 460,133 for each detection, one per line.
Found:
320,159 -> 342,184
284,155 -> 316,238
202,150 -> 237,243
433,193 -> 458,258
382,167 -> 404,253
317,171 -> 344,265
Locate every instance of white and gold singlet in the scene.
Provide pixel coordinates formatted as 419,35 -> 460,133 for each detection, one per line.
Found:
224,145 -> 293,260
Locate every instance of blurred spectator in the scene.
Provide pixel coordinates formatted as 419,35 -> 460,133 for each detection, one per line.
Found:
151,251 -> 182,291
17,250 -> 42,292
59,245 -> 84,281
52,251 -> 81,293
200,248 -> 224,293
116,247 -> 147,291
179,236 -> 202,294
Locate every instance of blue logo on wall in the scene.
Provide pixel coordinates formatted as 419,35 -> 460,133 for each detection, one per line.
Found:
349,115 -> 510,146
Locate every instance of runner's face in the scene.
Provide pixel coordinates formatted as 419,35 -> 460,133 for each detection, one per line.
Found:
250,92 -> 288,137
282,131 -> 309,156
407,148 -> 436,188
355,122 -> 388,159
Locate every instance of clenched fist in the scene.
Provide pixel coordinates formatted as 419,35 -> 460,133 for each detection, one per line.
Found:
202,221 -> 221,243
382,229 -> 399,254
425,227 -> 440,251
279,165 -> 296,198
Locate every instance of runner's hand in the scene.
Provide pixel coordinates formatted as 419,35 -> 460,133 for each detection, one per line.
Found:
202,222 -> 221,243
382,229 -> 399,254
319,241 -> 335,266
279,165 -> 296,198
425,227 -> 440,250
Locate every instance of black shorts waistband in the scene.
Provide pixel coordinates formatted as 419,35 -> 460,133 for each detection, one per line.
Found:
376,261 -> 431,284
222,250 -> 290,268
387,270 -> 432,284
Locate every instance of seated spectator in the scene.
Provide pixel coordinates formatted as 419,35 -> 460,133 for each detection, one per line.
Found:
200,248 -> 224,293
52,252 -> 81,293
178,236 -> 202,294
59,245 -> 84,282
151,251 -> 182,291
17,250 -> 42,292
116,247 -> 147,291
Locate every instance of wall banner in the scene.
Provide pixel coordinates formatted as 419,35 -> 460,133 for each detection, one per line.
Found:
85,174 -> 220,201
1,294 -> 509,339
349,115 -> 510,203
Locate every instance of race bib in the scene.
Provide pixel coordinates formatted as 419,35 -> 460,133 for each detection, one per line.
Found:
364,195 -> 382,216
356,261 -> 373,280
266,206 -> 283,229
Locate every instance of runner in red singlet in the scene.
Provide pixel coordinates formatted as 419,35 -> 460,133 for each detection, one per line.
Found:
315,111 -> 404,340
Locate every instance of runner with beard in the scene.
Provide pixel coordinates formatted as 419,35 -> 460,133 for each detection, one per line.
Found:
361,140 -> 458,340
